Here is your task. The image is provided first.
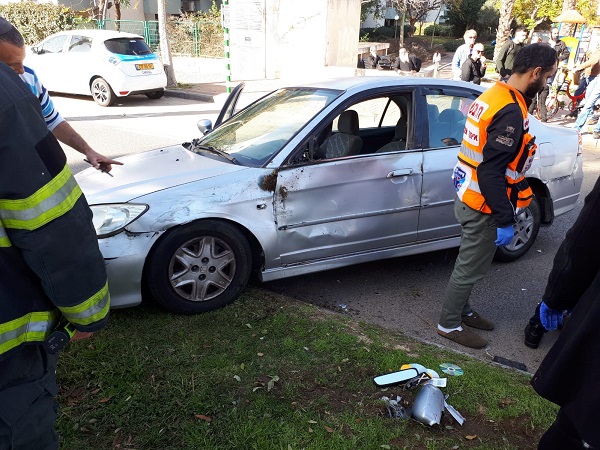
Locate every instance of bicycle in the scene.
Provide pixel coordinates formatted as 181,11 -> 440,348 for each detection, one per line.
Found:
536,66 -> 585,120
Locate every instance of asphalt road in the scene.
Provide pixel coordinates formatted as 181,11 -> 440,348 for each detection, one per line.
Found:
55,92 -> 599,374
265,129 -> 600,374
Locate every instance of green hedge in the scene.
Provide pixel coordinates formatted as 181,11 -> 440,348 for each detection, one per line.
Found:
0,2 -> 86,45
360,25 -> 416,40
423,24 -> 455,37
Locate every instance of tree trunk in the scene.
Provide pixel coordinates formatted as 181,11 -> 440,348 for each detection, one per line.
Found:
157,0 -> 177,87
97,0 -> 106,20
494,0 -> 516,61
400,4 -> 406,47
115,0 -> 121,30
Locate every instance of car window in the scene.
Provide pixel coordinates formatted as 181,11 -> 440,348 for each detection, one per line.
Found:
39,35 -> 67,54
425,94 -> 473,148
68,35 -> 92,53
333,97 -> 400,131
292,93 -> 413,163
195,88 -> 341,166
104,38 -> 152,56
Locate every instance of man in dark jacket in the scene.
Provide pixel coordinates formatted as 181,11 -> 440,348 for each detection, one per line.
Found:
394,47 -> 420,73
529,28 -> 570,122
461,43 -> 487,84
0,55 -> 109,449
495,27 -> 528,81
531,176 -> 600,449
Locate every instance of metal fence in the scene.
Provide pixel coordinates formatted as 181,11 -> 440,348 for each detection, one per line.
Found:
77,19 -> 221,57
78,20 -> 160,50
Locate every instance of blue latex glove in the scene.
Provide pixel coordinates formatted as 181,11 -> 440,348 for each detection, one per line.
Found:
495,225 -> 514,246
540,301 -> 564,331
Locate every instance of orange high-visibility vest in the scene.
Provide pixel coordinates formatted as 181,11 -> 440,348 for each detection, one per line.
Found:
454,81 -> 536,214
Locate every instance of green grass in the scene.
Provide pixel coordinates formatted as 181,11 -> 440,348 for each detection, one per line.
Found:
55,289 -> 556,449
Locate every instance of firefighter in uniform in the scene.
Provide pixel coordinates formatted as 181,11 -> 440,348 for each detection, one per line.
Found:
437,44 -> 558,349
0,59 -> 109,449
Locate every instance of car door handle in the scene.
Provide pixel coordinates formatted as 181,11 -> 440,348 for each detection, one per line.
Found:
387,169 -> 413,178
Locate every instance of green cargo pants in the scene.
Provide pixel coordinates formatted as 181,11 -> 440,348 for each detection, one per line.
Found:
0,345 -> 59,450
439,197 -> 498,329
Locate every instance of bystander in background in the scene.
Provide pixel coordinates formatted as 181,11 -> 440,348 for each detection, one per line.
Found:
452,29 -> 477,80
394,47 -> 421,74
495,28 -> 528,82
460,43 -> 487,85
528,28 -> 569,122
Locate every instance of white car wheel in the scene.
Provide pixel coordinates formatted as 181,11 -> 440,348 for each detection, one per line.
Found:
91,78 -> 115,107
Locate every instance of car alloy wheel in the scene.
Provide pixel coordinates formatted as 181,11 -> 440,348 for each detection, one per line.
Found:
145,220 -> 252,314
91,77 -> 115,107
494,197 -> 541,262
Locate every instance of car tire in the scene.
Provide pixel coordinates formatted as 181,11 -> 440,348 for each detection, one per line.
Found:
145,220 -> 252,314
145,90 -> 164,100
91,77 -> 115,107
494,197 -> 541,262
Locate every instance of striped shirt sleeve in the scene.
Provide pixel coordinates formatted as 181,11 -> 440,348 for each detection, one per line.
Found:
20,66 -> 65,132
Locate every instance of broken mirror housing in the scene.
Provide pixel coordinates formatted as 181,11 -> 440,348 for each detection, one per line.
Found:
411,384 -> 445,426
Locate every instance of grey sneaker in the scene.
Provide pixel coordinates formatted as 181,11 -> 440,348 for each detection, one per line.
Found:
437,328 -> 488,349
593,131 -> 600,139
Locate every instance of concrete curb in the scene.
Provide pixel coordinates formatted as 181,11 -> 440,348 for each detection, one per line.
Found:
164,89 -> 215,103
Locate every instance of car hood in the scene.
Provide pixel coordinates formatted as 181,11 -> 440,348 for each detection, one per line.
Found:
76,145 -> 248,204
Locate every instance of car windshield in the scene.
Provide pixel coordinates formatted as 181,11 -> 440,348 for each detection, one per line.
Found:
194,88 -> 341,166
104,38 -> 152,55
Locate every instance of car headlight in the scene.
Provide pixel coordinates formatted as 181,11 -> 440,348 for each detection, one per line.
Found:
90,203 -> 148,238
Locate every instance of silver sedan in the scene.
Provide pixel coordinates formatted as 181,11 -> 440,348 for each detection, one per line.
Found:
76,77 -> 583,314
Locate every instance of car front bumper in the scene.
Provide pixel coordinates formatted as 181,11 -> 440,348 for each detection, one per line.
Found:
100,230 -> 163,308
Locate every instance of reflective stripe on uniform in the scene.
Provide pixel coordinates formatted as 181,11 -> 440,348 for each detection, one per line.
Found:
59,281 -> 110,326
505,168 -> 523,181
0,225 -> 9,248
0,310 -> 59,355
458,145 -> 483,164
0,164 -> 82,230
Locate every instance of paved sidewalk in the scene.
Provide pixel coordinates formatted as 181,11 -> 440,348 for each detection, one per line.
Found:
164,54 -> 462,104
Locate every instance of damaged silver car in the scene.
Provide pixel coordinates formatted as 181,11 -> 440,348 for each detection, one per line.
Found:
76,77 -> 583,314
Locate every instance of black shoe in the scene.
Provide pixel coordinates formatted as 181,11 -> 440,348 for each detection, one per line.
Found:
524,322 -> 546,349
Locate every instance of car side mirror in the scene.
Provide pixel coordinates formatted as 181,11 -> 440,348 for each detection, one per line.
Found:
197,119 -> 213,135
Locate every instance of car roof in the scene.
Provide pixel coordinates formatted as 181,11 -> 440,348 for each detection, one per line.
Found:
49,29 -> 143,41
284,76 -> 486,94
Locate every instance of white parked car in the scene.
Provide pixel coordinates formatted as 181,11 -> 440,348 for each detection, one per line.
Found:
76,77 -> 583,314
25,29 -> 167,106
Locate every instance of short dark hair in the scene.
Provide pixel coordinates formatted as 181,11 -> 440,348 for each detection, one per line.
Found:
512,43 -> 557,74
515,27 -> 527,34
0,19 -> 24,48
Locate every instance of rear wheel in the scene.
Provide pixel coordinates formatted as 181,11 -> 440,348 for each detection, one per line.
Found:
145,220 -> 252,314
494,197 -> 541,262
544,93 -> 560,120
91,78 -> 115,107
145,90 -> 164,100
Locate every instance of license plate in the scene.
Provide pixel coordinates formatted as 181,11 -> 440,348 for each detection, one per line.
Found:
135,63 -> 154,70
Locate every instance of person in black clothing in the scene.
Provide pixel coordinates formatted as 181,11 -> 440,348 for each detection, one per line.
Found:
530,176 -> 600,449
529,28 -> 570,122
460,43 -> 487,84
394,47 -> 418,73
495,27 -> 528,82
